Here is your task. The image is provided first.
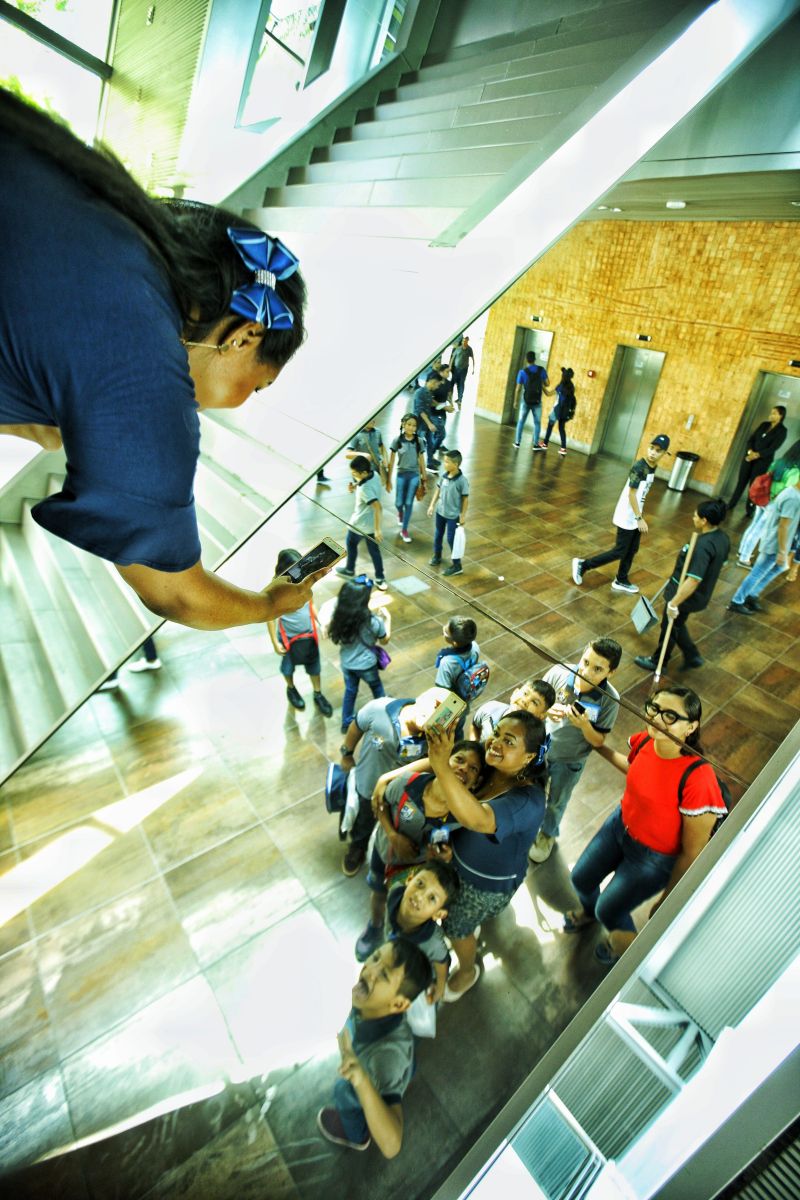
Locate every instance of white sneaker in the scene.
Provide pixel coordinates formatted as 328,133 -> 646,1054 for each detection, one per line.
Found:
127,658 -> 162,672
611,580 -> 639,594
571,558 -> 584,586
400,531 -> 412,543
529,832 -> 555,863
99,677 -> 119,692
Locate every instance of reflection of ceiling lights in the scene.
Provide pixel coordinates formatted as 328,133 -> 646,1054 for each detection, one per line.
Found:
610,207 -> 623,213
597,205 -> 609,210
666,200 -> 687,209
791,201 -> 800,207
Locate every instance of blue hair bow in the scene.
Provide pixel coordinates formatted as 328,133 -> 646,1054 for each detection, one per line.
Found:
226,227 -> 299,330
535,733 -> 551,767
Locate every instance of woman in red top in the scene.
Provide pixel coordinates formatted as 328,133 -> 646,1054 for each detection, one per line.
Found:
563,686 -> 726,964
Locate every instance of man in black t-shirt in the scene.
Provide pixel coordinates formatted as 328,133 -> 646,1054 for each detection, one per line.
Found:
635,498 -> 730,672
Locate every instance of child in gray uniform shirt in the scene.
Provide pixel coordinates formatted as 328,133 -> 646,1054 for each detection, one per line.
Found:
428,449 -> 469,576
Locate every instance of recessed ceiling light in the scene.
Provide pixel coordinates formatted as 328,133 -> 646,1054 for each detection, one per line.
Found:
610,207 -> 623,213
597,205 -> 609,210
665,200 -> 687,209
791,201 -> 800,207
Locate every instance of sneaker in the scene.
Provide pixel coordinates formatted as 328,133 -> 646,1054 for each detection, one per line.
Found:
355,921 -> 383,962
316,1107 -> 370,1152
571,558 -> 584,586
127,657 -> 162,672
744,596 -> 763,612
736,558 -> 752,569
611,579 -> 639,594
727,601 -> 753,615
98,677 -> 120,692
443,564 -> 463,576
374,578 -> 388,590
429,555 -> 442,566
396,512 -> 403,526
558,448 -> 567,456
315,472 -> 332,487
286,685 -> 305,711
682,657 -> 704,670
513,442 -> 520,449
529,831 -> 555,863
535,441 -> 548,450
336,566 -> 355,578
342,844 -> 366,876
313,691 -> 333,717
634,655 -> 658,671
400,530 -> 412,543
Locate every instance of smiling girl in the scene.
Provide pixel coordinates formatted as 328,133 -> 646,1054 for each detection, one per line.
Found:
564,685 -> 727,964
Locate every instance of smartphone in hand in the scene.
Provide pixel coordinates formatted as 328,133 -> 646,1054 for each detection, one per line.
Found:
281,538 -> 345,584
572,700 -> 586,716
423,692 -> 466,735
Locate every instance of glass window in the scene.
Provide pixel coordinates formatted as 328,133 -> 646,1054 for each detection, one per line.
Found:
0,19 -> 103,141
8,0 -> 115,61
239,1 -> 320,128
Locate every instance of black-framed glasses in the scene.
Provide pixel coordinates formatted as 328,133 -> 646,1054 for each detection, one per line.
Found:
644,700 -> 690,726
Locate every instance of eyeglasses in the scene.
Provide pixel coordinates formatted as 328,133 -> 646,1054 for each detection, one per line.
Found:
644,700 -> 690,726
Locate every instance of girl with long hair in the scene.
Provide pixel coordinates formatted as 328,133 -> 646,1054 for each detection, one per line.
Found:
542,366 -> 576,454
386,413 -> 427,542
0,88 -> 320,631
328,579 -> 392,733
564,686 -> 726,963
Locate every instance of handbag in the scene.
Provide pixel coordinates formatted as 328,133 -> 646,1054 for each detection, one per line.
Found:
748,472 -> 773,507
631,580 -> 668,635
415,480 -> 426,501
373,645 -> 392,670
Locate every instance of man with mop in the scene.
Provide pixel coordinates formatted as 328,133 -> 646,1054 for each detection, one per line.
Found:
634,498 -> 730,675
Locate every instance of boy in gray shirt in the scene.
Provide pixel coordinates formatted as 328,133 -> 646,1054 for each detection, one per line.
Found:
336,454 -> 386,588
529,638 -> 621,863
427,449 -> 469,576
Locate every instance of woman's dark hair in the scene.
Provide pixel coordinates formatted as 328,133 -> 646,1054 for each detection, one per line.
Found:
274,548 -> 301,576
496,711 -> 548,784
0,88 -> 306,366
696,497 -> 727,526
391,938 -> 433,1001
328,580 -> 373,646
560,366 -> 575,396
417,858 -> 460,905
774,405 -> 787,420
445,616 -> 476,648
650,686 -> 704,754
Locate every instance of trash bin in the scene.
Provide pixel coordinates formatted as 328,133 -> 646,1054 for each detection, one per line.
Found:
668,451 -> 700,492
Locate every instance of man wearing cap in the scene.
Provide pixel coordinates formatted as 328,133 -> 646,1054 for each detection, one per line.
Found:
572,435 -> 671,594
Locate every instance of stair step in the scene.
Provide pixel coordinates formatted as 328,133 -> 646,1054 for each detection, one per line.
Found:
264,173 -> 503,211
0,524 -> 105,707
0,637 -> 63,756
21,507 -> 152,665
199,418 -> 304,508
369,80 -> 593,126
194,455 -> 272,540
0,525 -> 69,700
248,204 -> 461,241
291,142 -> 526,186
327,117 -> 547,162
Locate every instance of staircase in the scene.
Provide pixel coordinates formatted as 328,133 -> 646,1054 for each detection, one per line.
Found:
0,0 -> 792,787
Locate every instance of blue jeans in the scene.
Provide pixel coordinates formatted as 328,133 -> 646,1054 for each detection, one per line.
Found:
345,529 -> 384,580
433,513 -> 461,565
427,420 -> 446,465
731,551 -> 787,603
737,507 -> 767,562
395,471 -> 419,530
451,367 -> 468,404
342,664 -> 384,730
540,759 -> 586,839
515,402 -> 541,446
334,1076 -> 369,1144
571,808 -> 676,933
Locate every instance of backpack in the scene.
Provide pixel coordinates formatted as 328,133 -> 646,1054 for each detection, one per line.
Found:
521,365 -> 544,406
748,472 -> 773,508
277,605 -> 319,666
437,647 -> 491,701
629,735 -> 731,833
562,391 -> 577,422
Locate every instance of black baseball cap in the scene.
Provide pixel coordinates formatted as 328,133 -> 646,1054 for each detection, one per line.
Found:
650,434 -> 670,450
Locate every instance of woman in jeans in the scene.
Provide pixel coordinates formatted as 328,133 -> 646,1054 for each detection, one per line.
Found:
328,580 -> 391,734
563,686 -> 726,964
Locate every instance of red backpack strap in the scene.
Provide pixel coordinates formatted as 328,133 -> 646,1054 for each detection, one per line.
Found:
393,772 -> 422,830
309,603 -> 319,643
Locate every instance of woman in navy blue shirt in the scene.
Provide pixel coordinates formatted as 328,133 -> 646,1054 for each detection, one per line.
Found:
0,89 -> 323,630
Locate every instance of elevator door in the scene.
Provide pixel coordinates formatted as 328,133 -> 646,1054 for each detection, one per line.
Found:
502,326 -> 554,424
599,346 -> 665,461
718,372 -> 800,496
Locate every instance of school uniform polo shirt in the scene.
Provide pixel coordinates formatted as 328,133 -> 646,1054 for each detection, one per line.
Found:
436,471 -> 469,520
543,663 -> 619,763
345,1010 -> 415,1106
351,471 -> 383,532
353,699 -> 426,800
384,874 -> 450,966
471,700 -> 512,742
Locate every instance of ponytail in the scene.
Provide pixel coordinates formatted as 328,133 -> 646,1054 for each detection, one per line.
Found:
1,88 -> 306,366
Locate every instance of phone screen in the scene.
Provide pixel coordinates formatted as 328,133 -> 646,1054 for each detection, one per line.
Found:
573,701 -> 586,715
283,541 -> 343,584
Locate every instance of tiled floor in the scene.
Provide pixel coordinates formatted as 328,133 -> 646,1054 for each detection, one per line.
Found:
3,390 -> 799,1199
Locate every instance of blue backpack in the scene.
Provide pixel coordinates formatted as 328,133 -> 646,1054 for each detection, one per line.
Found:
437,647 -> 491,702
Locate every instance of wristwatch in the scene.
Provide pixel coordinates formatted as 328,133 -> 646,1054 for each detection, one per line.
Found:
340,744 -> 353,757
